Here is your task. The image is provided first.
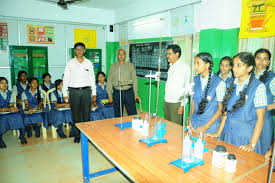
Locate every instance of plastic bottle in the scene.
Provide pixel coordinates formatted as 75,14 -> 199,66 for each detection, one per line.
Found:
194,133 -> 204,160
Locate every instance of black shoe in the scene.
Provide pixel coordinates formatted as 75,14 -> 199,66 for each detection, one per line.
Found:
74,137 -> 80,143
20,137 -> 27,144
0,140 -> 7,148
35,131 -> 40,138
57,132 -> 67,139
69,132 -> 74,138
27,129 -> 32,138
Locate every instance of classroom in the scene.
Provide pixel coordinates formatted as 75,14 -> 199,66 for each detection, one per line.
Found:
0,0 -> 275,182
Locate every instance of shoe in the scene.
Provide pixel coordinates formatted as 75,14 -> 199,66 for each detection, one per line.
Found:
57,132 -> 67,139
74,137 -> 80,143
20,137 -> 27,144
27,129 -> 32,138
0,140 -> 7,148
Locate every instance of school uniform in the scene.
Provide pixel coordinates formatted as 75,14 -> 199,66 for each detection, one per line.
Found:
22,89 -> 46,136
13,81 -> 29,112
51,90 -> 72,137
96,82 -> 114,119
191,73 -> 226,133
0,90 -> 26,146
256,70 -> 275,154
223,75 -> 267,154
41,82 -> 55,126
219,72 -> 233,88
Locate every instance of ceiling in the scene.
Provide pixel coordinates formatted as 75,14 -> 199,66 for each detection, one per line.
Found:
38,0 -> 136,10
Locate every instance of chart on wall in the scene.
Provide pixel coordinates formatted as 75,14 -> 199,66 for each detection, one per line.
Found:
27,25 -> 55,44
74,29 -> 97,48
129,41 -> 173,81
0,22 -> 8,51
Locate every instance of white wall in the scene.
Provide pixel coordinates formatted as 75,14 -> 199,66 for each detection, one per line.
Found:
0,0 -> 115,25
0,17 -> 107,88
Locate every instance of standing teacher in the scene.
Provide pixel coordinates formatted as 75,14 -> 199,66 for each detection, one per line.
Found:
62,42 -> 96,143
107,49 -> 140,117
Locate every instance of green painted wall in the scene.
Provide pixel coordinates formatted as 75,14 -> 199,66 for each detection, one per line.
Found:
199,28 -> 240,73
106,42 -> 120,77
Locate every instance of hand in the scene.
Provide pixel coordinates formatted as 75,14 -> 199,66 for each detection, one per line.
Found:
63,96 -> 69,103
206,133 -> 220,138
135,96 -> 141,103
28,109 -> 33,114
65,103 -> 70,108
108,97 -> 113,103
196,125 -> 209,133
264,148 -> 272,161
178,106 -> 184,115
92,95 -> 96,102
10,107 -> 19,113
239,144 -> 255,152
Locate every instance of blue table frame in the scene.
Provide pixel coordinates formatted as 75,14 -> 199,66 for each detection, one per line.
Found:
80,132 -> 118,183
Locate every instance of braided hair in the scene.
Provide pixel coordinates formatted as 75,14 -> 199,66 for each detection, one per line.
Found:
54,79 -> 63,104
196,52 -> 213,114
222,52 -> 255,114
28,77 -> 41,104
254,48 -> 271,83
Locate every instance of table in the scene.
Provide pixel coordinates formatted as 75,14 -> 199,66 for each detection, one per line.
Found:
76,114 -> 271,183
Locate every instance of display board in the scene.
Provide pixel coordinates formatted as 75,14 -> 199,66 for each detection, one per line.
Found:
129,41 -> 173,81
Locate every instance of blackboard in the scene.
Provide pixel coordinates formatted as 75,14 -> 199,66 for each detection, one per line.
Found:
129,41 -> 173,81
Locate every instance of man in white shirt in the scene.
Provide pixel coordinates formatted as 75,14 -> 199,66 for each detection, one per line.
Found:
164,44 -> 191,125
62,42 -> 96,143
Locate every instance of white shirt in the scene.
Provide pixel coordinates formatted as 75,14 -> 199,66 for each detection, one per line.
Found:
165,59 -> 191,105
12,81 -> 28,97
62,57 -> 96,97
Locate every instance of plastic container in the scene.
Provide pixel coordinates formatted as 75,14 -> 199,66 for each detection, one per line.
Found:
224,154 -> 237,173
212,145 -> 228,168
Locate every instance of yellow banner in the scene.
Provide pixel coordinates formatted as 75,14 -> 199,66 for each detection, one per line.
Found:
74,29 -> 97,48
239,0 -> 275,38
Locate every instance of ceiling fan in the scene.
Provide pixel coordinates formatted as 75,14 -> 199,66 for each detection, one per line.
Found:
41,0 -> 88,10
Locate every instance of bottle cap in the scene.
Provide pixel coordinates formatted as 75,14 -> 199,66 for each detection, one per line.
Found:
227,154 -> 236,160
215,145 -> 226,153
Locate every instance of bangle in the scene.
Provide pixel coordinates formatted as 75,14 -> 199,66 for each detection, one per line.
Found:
250,143 -> 256,148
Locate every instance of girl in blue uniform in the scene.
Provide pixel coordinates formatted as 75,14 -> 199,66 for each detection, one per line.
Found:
22,78 -> 45,138
51,79 -> 73,138
95,72 -> 114,119
0,77 -> 27,148
12,71 -> 29,109
41,72 -> 55,128
254,48 -> 275,154
209,52 -> 267,154
190,52 -> 226,134
218,56 -> 234,88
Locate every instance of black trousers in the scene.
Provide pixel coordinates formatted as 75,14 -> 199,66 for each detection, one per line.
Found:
113,87 -> 137,117
69,87 -> 91,138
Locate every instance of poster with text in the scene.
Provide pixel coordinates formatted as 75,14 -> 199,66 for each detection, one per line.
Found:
239,0 -> 275,38
0,23 -> 8,51
74,29 -> 97,48
27,25 -> 55,44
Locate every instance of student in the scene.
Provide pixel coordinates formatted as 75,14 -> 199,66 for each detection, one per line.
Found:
0,77 -> 27,148
254,48 -> 275,154
22,78 -> 45,138
96,72 -> 114,119
218,56 -> 234,88
51,79 -> 73,138
40,72 -> 55,127
208,52 -> 267,154
190,52 -> 226,134
12,70 -> 29,107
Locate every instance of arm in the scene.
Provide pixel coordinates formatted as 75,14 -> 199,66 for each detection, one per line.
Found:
196,103 -> 223,133
62,62 -> 71,98
90,63 -> 97,98
207,113 -> 227,138
53,101 -> 67,108
106,65 -> 114,101
240,108 -> 266,152
131,64 -> 140,102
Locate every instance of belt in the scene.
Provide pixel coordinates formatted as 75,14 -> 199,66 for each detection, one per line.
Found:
69,86 -> 90,90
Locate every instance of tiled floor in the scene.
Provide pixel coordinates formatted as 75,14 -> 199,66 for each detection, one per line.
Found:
0,128 -> 130,183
